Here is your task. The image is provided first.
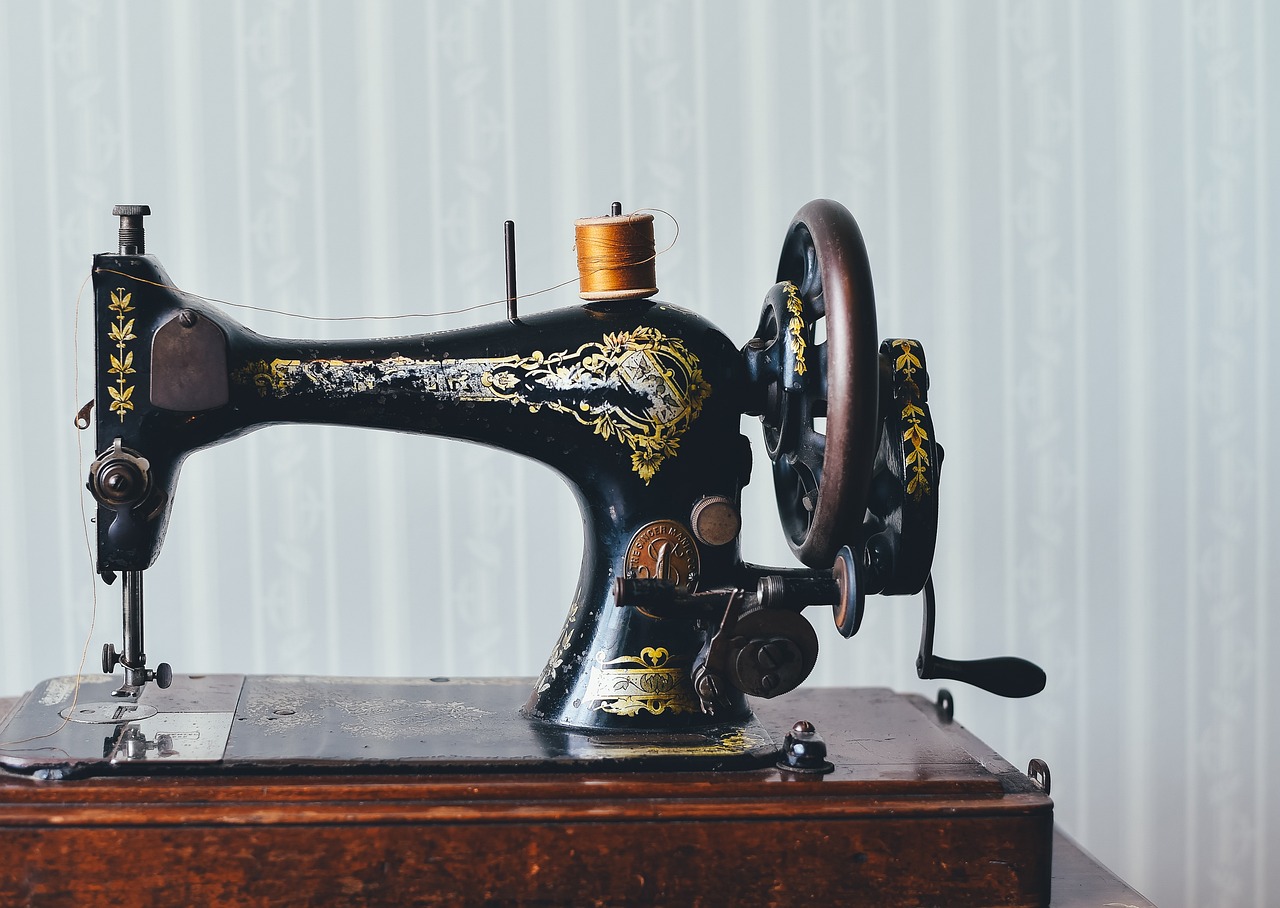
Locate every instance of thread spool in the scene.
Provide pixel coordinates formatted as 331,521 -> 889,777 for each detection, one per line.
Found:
574,213 -> 658,301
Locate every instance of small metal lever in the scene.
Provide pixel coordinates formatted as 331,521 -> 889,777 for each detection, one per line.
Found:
613,577 -> 733,620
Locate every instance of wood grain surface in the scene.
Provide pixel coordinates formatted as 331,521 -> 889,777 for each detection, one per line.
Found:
0,686 -> 1149,906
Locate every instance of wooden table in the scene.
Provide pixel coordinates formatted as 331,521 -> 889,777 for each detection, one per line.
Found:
0,686 -> 1153,906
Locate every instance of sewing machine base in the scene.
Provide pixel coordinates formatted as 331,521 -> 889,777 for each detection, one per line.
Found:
0,676 -> 778,778
0,686 -> 1059,906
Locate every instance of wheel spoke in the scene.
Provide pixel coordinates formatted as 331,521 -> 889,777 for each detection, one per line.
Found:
792,431 -> 825,496
774,456 -> 815,541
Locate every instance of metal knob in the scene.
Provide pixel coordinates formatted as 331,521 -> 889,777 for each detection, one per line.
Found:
112,204 -> 150,255
690,496 -> 741,546
102,642 -> 120,674
89,439 -> 151,509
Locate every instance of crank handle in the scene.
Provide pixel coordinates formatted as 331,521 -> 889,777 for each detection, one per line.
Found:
917,574 -> 1046,699
917,654 -> 1046,699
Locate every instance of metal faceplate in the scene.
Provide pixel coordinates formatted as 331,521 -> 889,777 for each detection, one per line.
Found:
0,675 -> 776,780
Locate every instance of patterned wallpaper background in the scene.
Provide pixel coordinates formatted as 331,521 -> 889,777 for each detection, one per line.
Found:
0,3 -> 1274,906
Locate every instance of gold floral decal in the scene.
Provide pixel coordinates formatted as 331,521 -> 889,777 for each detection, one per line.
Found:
585,646 -> 698,716
106,288 -> 137,420
893,338 -> 921,381
783,281 -> 807,376
892,339 -> 930,499
233,327 -> 712,484
535,599 -> 581,694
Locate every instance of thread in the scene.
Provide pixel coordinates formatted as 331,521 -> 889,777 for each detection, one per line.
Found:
91,268 -> 530,322
575,213 -> 658,301
92,208 -> 678,322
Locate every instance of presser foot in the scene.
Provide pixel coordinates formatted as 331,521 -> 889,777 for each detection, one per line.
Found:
103,643 -> 173,699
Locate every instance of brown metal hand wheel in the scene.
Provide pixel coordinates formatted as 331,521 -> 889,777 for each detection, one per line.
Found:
748,200 -> 880,568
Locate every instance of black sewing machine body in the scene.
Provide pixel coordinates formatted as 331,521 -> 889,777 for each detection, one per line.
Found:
92,250 -> 770,730
0,200 -> 1045,779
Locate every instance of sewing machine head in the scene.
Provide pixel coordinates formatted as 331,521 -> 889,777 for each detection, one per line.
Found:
84,199 -> 1043,737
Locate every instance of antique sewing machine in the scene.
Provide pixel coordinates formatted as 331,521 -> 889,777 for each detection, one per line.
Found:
2,197 -> 1045,770
0,200 -> 1064,906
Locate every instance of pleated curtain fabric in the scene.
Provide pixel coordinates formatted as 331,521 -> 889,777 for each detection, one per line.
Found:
0,4 -> 1273,907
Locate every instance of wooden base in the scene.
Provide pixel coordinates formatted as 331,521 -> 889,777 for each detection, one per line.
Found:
0,686 -> 1070,906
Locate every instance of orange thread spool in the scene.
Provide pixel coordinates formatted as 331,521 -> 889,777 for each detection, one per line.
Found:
574,213 -> 658,301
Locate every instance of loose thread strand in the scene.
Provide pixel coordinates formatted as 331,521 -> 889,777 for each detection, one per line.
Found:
89,208 -> 679,324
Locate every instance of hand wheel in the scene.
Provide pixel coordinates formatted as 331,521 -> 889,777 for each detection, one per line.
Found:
749,199 -> 880,568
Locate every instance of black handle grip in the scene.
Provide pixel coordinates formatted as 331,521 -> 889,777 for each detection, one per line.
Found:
918,655 -> 1046,699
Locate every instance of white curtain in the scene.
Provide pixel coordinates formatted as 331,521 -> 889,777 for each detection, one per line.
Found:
0,3 -> 1273,906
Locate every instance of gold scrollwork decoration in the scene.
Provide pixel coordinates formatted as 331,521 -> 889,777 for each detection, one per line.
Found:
584,727 -> 766,758
106,288 -> 137,421
585,646 -> 698,716
481,327 -> 710,483
231,326 -> 712,484
235,357 -> 300,396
